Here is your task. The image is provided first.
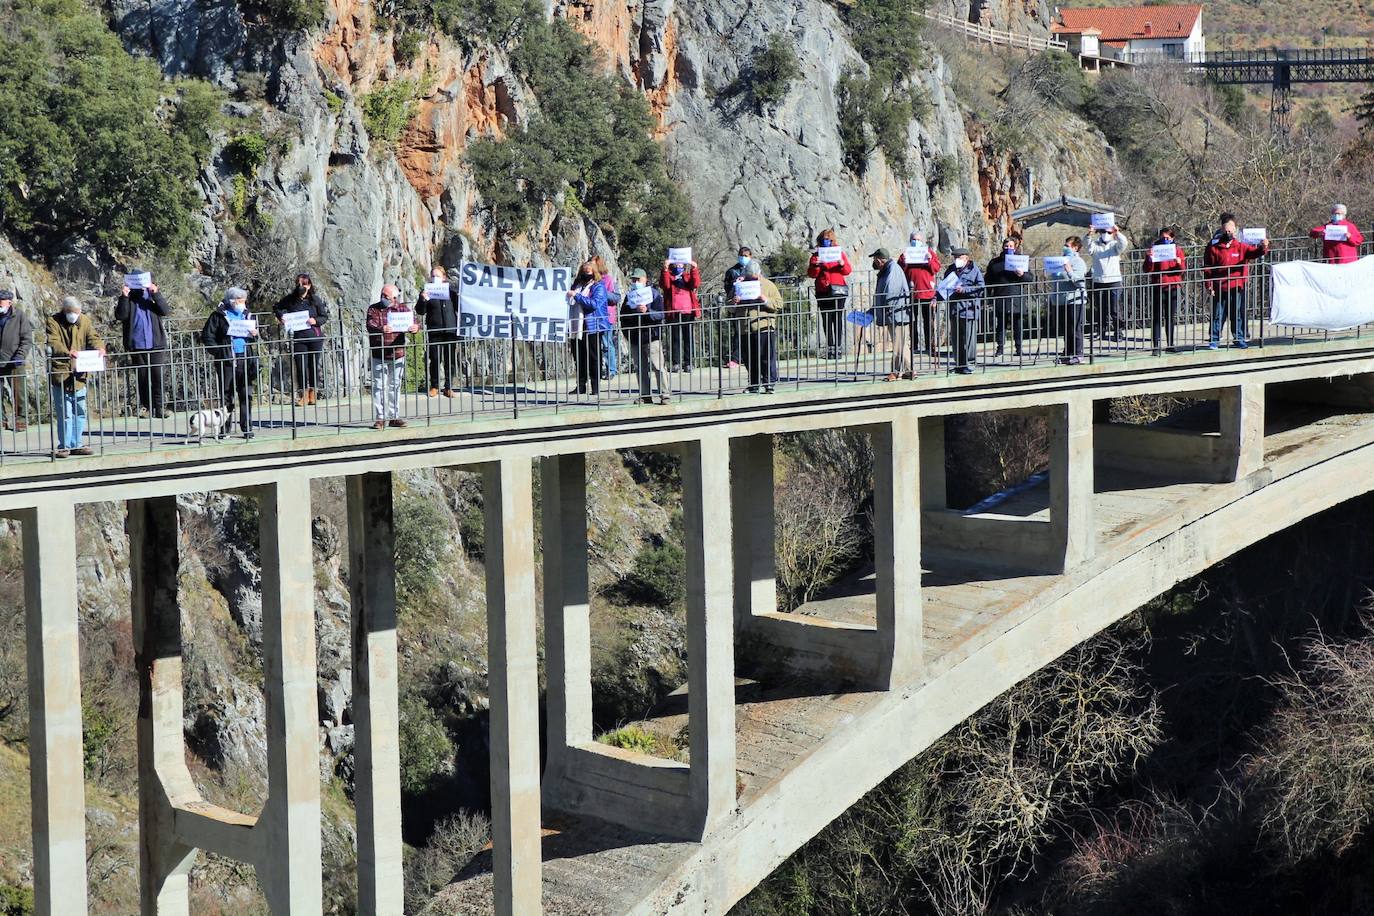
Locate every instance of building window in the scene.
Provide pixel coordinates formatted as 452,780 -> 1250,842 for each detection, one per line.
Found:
1164,42 -> 1184,58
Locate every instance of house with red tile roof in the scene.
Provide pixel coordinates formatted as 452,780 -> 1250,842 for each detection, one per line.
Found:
1052,4 -> 1205,64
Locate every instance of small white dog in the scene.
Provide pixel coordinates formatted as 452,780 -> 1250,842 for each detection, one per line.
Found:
189,407 -> 231,440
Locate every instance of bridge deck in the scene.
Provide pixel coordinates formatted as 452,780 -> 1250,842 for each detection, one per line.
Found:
428,399 -> 1374,915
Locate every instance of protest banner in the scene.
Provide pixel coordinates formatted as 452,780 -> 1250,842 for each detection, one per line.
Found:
457,262 -> 574,343
74,351 -> 105,373
124,272 -> 152,290
1325,224 -> 1349,242
1090,213 -> 1115,231
386,310 -> 415,333
1273,256 -> 1374,330
1004,254 -> 1030,272
1043,256 -> 1069,274
626,286 -> 653,308
666,247 -> 692,264
227,318 -> 257,338
733,279 -> 762,301
904,244 -> 929,264
282,311 -> 311,333
816,247 -> 843,265
1150,244 -> 1178,262
936,272 -> 960,299
424,281 -> 450,300
1242,228 -> 1267,245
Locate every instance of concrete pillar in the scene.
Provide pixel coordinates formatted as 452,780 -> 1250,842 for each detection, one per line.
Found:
1220,383 -> 1265,480
682,435 -> 737,832
1050,396 -> 1095,570
346,474 -> 404,915
483,459 -> 542,916
542,453 -> 592,762
19,498 -> 88,916
257,479 -> 323,914
730,435 -> 775,626
873,414 -> 924,688
129,496 -> 198,915
918,416 -> 946,511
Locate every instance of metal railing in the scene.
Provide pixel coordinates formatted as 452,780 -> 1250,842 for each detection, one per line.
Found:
0,234 -> 1369,464
922,10 -> 1068,53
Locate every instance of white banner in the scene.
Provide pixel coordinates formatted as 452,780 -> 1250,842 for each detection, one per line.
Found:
1004,254 -> 1030,272
424,281 -> 450,300
74,350 -> 106,373
666,247 -> 692,264
386,310 -> 415,333
903,244 -> 929,265
626,286 -> 653,308
282,310 -> 311,333
457,262 -> 573,342
1150,244 -> 1178,262
1271,256 -> 1374,330
227,318 -> 256,338
1090,212 -> 1115,231
1242,227 -> 1267,244
124,272 -> 152,290
816,247 -> 843,265
1325,224 -> 1349,242
734,279 -> 762,300
1043,256 -> 1069,274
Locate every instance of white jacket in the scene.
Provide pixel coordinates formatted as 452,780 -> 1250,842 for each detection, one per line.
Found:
1087,232 -> 1130,283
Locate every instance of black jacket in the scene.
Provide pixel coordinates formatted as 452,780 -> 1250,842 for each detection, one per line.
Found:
619,287 -> 665,342
0,309 -> 34,368
114,290 -> 171,351
201,307 -> 260,372
984,253 -> 1036,315
417,282 -> 459,333
272,289 -> 330,341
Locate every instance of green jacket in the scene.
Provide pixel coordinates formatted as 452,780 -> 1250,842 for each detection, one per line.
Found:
46,313 -> 107,390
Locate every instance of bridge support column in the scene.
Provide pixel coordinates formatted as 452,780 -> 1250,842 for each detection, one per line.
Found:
346,473 -> 405,915
129,497 -> 197,915
19,498 -> 88,916
1220,383 -> 1265,480
257,478 -> 324,914
483,459 -> 543,915
1051,396 -> 1095,570
731,434 -> 775,627
684,434 -> 737,832
873,414 -> 924,687
918,416 -> 946,511
542,453 -> 592,768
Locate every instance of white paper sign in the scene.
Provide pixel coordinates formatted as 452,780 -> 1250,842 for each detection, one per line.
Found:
903,244 -> 929,265
935,271 -> 961,299
1325,224 -> 1349,242
666,247 -> 692,264
457,262 -> 575,343
1043,256 -> 1069,274
733,279 -> 762,301
124,272 -> 152,290
1272,256 -> 1374,330
626,286 -> 653,308
1242,227 -> 1268,244
282,311 -> 311,333
424,281 -> 450,300
1150,244 -> 1178,262
74,350 -> 105,373
1004,253 -> 1030,272
1090,213 -> 1115,231
816,247 -> 844,265
227,318 -> 257,338
386,310 -> 414,333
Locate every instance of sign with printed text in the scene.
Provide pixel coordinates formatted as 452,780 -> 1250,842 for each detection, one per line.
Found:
1090,213 -> 1115,231
733,279 -> 762,301
282,311 -> 311,333
386,310 -> 415,333
666,247 -> 693,264
1004,253 -> 1030,272
74,350 -> 105,373
935,271 -> 961,299
227,318 -> 256,338
457,262 -> 574,343
1043,256 -> 1069,274
816,246 -> 844,265
1151,244 -> 1178,262
424,281 -> 450,300
1242,227 -> 1268,244
124,272 -> 152,290
1325,223 -> 1349,242
904,244 -> 929,264
626,286 -> 653,308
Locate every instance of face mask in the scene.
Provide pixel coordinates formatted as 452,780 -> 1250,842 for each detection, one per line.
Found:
738,256 -> 749,267
1333,215 -> 1343,223
64,312 -> 79,324
230,302 -> 246,313
0,305 -> 9,314
632,279 -> 645,288
955,257 -> 969,269
1062,246 -> 1074,256
671,267 -> 684,277
1219,231 -> 1233,243
821,239 -> 834,248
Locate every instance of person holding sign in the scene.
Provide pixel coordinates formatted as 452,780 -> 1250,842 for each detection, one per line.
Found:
1309,203 -> 1364,264
1048,236 -> 1088,365
570,260 -> 611,396
721,246 -> 756,369
415,266 -> 459,398
620,268 -> 669,404
870,249 -> 913,380
733,260 -> 779,393
984,234 -> 1035,359
942,249 -> 984,375
807,229 -> 853,359
0,289 -> 34,435
115,273 -> 172,419
898,232 -> 942,357
274,273 -> 331,406
201,288 -> 260,439
365,285 -> 418,428
594,256 -> 622,381
1087,221 -> 1130,344
45,297 -> 106,456
1142,226 -> 1186,353
1203,212 -> 1268,350
661,255 -> 700,373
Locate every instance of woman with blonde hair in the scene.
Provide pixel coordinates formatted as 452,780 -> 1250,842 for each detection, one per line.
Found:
806,228 -> 853,359
569,259 -> 611,394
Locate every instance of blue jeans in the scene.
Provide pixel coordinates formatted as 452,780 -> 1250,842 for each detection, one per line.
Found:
51,383 -> 86,450
1210,288 -> 1247,346
602,328 -> 619,376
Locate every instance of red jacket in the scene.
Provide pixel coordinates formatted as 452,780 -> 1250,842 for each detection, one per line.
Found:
1143,241 -> 1186,287
1203,237 -> 1266,294
661,265 -> 701,318
807,249 -> 853,295
366,300 -> 414,360
1310,219 -> 1364,264
899,250 -> 942,301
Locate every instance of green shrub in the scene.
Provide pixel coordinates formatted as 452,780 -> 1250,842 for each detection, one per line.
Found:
751,36 -> 801,109
0,884 -> 33,916
247,0 -> 325,29
762,241 -> 811,280
393,28 -> 425,65
223,133 -> 269,176
323,89 -> 344,115
393,494 -> 450,604
618,541 -> 686,607
398,690 -> 455,795
360,80 -> 419,147
82,700 -> 115,779
927,152 -> 958,191
597,725 -> 658,754
0,0 -> 224,257
432,0 -> 538,46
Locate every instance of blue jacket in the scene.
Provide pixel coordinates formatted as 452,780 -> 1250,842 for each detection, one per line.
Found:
575,282 -> 612,334
944,262 -> 985,320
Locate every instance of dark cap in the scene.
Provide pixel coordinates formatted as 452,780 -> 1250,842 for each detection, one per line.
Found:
629,267 -> 648,280
0,290 -> 12,301
950,247 -> 971,257
869,248 -> 890,259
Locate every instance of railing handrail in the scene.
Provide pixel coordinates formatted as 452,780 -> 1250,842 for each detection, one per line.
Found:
922,10 -> 1068,53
